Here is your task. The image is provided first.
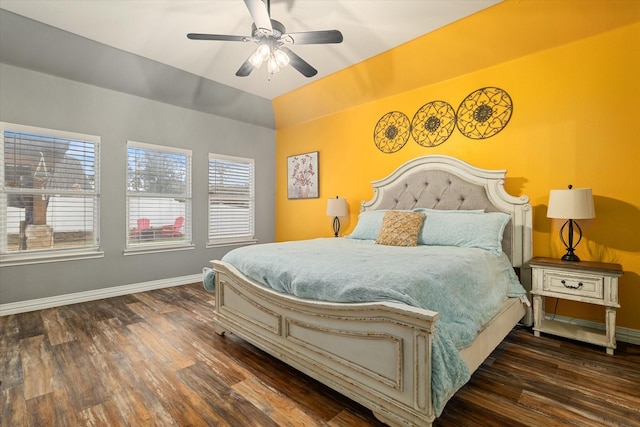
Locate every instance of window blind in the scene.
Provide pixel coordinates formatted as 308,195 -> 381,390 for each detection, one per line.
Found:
1,123 -> 100,257
208,154 -> 255,244
126,141 -> 191,248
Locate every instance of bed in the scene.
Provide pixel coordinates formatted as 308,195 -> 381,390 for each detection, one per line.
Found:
209,155 -> 532,426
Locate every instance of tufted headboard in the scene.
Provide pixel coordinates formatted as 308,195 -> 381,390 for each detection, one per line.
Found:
361,155 -> 532,267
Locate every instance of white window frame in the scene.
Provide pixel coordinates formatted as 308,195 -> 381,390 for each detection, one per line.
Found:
207,153 -> 256,247
0,122 -> 102,267
124,140 -> 193,255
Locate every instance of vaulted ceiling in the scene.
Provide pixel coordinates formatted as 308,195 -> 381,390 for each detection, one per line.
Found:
0,0 -> 500,99
0,1 -> 500,128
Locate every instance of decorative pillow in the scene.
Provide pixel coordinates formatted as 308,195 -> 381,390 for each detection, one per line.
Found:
418,211 -> 510,256
375,211 -> 426,247
346,210 -> 388,240
202,267 -> 215,292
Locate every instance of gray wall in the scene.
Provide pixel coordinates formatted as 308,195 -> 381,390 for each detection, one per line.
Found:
0,10 -> 275,129
0,63 -> 276,304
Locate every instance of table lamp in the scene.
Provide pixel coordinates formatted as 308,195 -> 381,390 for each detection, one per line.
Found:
547,185 -> 595,262
326,196 -> 348,237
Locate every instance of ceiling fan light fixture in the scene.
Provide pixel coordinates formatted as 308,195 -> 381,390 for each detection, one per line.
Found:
248,54 -> 263,68
267,55 -> 280,75
256,43 -> 270,58
249,43 -> 271,67
274,48 -> 290,68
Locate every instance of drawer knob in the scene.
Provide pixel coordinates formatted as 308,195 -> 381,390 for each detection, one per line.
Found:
561,279 -> 583,289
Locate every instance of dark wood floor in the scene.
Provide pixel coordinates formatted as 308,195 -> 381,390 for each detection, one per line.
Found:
1,283 -> 639,427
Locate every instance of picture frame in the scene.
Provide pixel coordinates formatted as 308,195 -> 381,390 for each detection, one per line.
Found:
287,151 -> 319,199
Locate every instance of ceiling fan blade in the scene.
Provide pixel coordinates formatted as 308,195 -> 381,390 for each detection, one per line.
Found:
244,0 -> 273,32
235,57 -> 255,77
187,33 -> 251,42
284,30 -> 343,45
280,47 -> 317,78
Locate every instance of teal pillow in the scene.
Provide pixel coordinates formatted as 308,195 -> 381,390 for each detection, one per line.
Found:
202,267 -> 215,292
346,210 -> 388,240
347,209 -> 497,244
419,211 -> 510,256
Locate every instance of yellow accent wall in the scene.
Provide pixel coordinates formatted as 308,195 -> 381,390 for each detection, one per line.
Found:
274,1 -> 640,331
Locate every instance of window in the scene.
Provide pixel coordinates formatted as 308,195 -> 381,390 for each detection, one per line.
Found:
208,154 -> 255,246
0,122 -> 101,266
126,141 -> 192,253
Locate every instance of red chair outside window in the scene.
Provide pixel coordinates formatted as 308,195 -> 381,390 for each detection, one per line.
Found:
131,218 -> 151,239
161,216 -> 184,238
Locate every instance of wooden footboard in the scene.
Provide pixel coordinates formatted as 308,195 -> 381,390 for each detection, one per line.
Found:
212,260 -> 440,427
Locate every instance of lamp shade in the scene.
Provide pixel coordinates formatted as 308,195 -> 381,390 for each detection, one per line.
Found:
547,188 -> 595,219
326,197 -> 348,217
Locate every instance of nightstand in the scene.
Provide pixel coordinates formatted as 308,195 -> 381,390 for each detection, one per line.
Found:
529,257 -> 623,355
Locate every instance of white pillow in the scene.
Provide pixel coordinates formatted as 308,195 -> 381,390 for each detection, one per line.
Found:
418,211 -> 511,256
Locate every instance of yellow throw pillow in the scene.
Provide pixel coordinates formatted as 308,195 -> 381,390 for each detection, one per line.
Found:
375,210 -> 426,247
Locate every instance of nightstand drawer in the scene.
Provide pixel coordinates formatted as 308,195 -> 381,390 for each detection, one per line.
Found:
543,271 -> 603,299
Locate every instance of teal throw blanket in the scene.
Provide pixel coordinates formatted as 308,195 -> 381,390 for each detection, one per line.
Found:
221,238 -> 526,416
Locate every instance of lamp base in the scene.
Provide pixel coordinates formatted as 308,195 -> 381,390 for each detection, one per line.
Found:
558,219 -> 583,262
561,252 -> 581,262
332,216 -> 341,238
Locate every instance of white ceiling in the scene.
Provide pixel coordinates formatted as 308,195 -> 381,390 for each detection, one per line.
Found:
0,0 -> 500,100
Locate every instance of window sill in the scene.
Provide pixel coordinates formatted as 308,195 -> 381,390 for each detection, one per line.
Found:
206,238 -> 257,249
124,243 -> 195,256
0,249 -> 105,267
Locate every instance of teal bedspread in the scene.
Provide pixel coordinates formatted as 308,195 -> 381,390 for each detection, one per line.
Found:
221,238 -> 526,416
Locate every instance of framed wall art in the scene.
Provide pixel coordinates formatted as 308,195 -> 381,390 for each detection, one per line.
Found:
287,151 -> 319,199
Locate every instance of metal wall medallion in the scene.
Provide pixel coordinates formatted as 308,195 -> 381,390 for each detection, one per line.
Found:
456,87 -> 513,139
373,111 -> 411,153
410,101 -> 456,147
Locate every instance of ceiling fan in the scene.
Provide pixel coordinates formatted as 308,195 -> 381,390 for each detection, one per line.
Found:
187,0 -> 343,78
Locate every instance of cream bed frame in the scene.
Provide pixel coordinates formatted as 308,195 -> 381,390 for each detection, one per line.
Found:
211,155 -> 532,426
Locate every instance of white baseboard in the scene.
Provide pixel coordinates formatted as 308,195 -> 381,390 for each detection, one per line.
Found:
543,313 -> 640,346
0,273 -> 202,316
